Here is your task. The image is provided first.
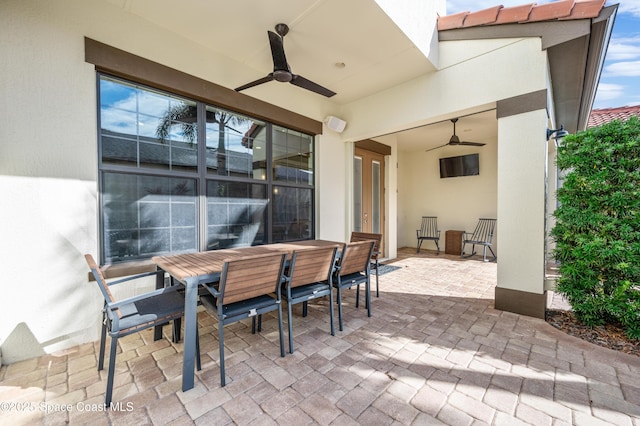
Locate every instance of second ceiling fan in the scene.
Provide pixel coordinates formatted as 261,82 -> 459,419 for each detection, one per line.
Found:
426,118 -> 486,152
235,23 -> 336,98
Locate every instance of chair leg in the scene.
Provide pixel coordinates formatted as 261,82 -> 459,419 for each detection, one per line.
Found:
172,318 -> 181,343
219,321 -> 226,387
195,327 -> 201,371
277,303 -> 285,358
416,239 -> 422,253
287,298 -> 294,354
337,287 -> 344,332
485,246 -> 497,262
302,301 -> 308,317
435,239 -> 440,254
98,319 -> 107,371
374,260 -> 379,298
355,284 -> 360,308
105,335 -> 118,406
329,288 -> 335,336
366,279 -> 371,318
251,315 -> 263,334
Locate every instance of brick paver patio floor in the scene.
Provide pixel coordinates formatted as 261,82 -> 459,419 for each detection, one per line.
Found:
1,248 -> 639,425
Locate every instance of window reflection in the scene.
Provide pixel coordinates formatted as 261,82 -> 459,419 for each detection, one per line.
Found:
100,76 -> 197,172
272,186 -> 312,242
206,181 -> 267,249
102,173 -> 197,262
272,126 -> 313,185
99,75 -> 315,263
205,106 -> 266,179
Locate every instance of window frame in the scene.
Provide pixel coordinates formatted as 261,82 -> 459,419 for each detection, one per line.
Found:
97,73 -> 316,264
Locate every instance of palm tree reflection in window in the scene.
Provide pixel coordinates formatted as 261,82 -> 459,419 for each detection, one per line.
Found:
155,104 -> 253,178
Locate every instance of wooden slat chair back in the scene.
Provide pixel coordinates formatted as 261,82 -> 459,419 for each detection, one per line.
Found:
84,254 -> 199,406
462,218 -> 497,262
289,246 -> 338,288
350,232 -> 382,297
416,216 -> 441,253
333,240 -> 375,331
283,246 -> 338,353
200,252 -> 286,386
339,240 -> 374,276
219,254 -> 286,305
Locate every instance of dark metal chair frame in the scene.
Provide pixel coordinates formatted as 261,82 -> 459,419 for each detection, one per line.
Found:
282,246 -> 338,353
199,252 -> 287,386
350,231 -> 382,297
462,218 -> 497,262
85,254 -> 201,406
333,240 -> 375,331
416,216 -> 441,254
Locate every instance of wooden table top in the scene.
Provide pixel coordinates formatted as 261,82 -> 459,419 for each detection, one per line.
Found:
152,240 -> 343,283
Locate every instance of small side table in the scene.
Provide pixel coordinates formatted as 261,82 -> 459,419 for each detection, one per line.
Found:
445,230 -> 464,255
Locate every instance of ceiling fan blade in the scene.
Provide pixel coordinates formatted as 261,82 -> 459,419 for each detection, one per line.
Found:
268,30 -> 289,71
425,143 -> 450,152
290,74 -> 336,97
235,74 -> 274,92
459,141 -> 486,146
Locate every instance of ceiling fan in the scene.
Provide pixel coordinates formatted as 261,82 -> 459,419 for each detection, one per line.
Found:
234,23 -> 336,98
425,118 -> 486,152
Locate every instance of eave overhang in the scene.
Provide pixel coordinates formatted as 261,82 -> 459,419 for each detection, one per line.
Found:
439,4 -> 617,134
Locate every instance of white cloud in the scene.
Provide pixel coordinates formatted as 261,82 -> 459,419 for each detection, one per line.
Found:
617,0 -> 640,17
604,61 -> 640,77
594,83 -> 625,100
606,36 -> 640,61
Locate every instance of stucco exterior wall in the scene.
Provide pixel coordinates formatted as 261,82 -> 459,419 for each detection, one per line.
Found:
339,38 -> 548,143
1,0 -> 552,363
0,0 -> 345,363
497,109 -> 549,294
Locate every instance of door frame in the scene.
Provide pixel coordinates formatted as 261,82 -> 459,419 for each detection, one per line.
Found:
353,140 -> 391,256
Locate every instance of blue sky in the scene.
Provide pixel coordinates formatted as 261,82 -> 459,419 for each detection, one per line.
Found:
446,1 -> 640,109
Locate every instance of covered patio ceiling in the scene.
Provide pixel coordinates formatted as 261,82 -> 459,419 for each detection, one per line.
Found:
101,0 -> 437,105
101,0 -> 615,152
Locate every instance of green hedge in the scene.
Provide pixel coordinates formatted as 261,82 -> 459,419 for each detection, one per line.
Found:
551,116 -> 640,339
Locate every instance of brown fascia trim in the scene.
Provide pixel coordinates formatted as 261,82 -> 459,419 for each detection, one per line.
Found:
496,89 -> 547,119
84,37 -> 322,135
355,139 -> 392,156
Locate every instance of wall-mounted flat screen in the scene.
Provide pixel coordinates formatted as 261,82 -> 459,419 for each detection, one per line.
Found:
439,153 -> 479,178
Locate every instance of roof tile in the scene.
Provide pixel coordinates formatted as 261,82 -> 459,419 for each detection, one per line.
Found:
494,4 -> 536,24
528,1 -> 574,22
463,5 -> 503,27
588,106 -> 640,128
438,11 -> 470,31
439,0 -> 606,31
560,0 -> 605,20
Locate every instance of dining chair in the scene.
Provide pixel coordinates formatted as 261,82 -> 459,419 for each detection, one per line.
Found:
283,246 -> 338,353
349,232 -> 382,297
84,254 -> 201,406
333,240 -> 375,331
199,252 -> 287,386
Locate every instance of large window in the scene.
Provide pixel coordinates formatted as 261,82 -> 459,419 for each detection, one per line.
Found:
98,75 -> 315,263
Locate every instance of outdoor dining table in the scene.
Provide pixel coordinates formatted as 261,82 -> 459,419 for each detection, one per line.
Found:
152,239 -> 343,392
